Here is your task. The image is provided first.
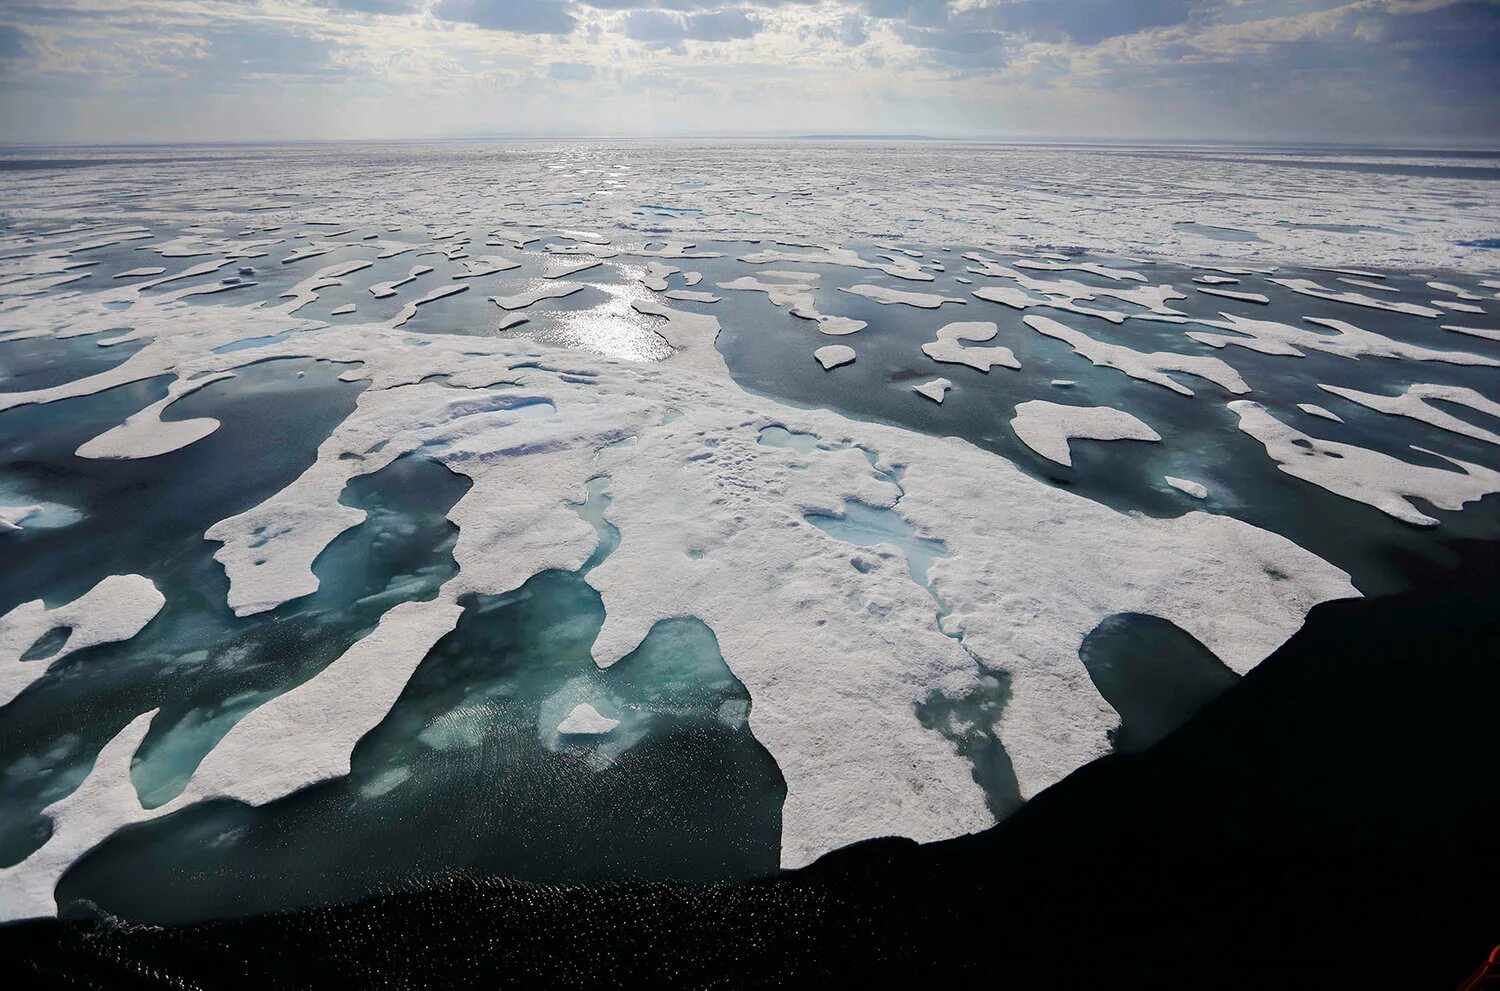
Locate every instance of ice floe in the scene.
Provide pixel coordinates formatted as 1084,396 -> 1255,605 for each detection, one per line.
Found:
1010,401 -> 1161,467
1164,476 -> 1209,499
921,321 -> 1019,372
841,284 -> 965,309
1268,278 -> 1443,318
1298,403 -> 1344,423
914,377 -> 953,403
556,703 -> 620,736
1230,401 -> 1500,526
489,282 -> 584,311
1184,313 -> 1499,366
1024,315 -> 1249,396
814,345 -> 856,370
1,575 -> 165,709
1317,383 -> 1500,446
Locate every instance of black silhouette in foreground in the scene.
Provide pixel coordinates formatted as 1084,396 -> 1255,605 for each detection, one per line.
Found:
3,540 -> 1497,990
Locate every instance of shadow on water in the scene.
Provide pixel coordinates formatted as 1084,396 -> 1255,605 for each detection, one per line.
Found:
1080,613 -> 1241,753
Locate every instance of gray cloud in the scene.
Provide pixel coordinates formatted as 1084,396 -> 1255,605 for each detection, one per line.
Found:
430,0 -> 579,34
623,8 -> 764,43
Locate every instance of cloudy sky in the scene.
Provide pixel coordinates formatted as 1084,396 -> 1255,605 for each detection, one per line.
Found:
0,0 -> 1496,145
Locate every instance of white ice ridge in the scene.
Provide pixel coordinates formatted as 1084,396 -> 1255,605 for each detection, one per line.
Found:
1317,383 -> 1500,446
0,575 -> 165,708
840,284 -> 966,309
0,599 -> 463,922
1165,476 -> 1208,499
814,345 -> 856,370
921,321 -> 1020,372
915,377 -> 953,403
1268,278 -> 1443,318
1229,401 -> 1500,527
1023,315 -> 1250,397
0,287 -> 1359,883
557,703 -> 620,735
1182,313 -> 1499,366
1010,401 -> 1161,467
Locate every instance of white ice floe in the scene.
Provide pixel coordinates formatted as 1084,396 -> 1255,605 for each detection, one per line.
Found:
393,283 -> 468,327
1442,324 -> 1500,343
914,377 -> 953,402
330,303 -> 356,316
664,290 -> 720,303
1024,315 -> 1250,396
1428,281 -> 1482,301
1268,278 -> 1442,318
369,264 -> 433,299
1318,383 -> 1500,446
967,253 -> 1186,318
814,345 -> 856,370
1431,299 -> 1486,314
75,373 -> 234,460
1298,403 -> 1344,423
1010,401 -> 1161,467
489,282 -> 584,310
1197,287 -> 1269,304
841,284 -> 965,309
1,575 -> 165,709
921,321 -> 1019,372
641,262 -> 679,291
740,245 -> 933,282
716,273 -> 866,335
1229,401 -> 1500,526
557,703 -> 620,735
453,256 -> 520,279
1013,258 -> 1146,282
543,258 -> 601,279
1184,313 -> 1499,366
1164,476 -> 1208,499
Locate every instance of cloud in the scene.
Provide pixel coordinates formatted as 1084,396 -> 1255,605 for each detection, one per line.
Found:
622,8 -> 764,43
319,0 -> 425,14
430,0 -> 579,34
548,60 -> 596,80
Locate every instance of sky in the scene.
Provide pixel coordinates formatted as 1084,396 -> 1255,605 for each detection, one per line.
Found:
0,0 -> 1496,145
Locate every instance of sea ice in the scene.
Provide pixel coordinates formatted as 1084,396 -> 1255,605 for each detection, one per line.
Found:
921,321 -> 1019,372
1230,401 -> 1500,526
914,378 -> 953,403
1010,401 -> 1161,467
1024,315 -> 1249,396
556,703 -> 620,735
1164,476 -> 1209,499
1,575 -> 165,708
814,345 -> 856,370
